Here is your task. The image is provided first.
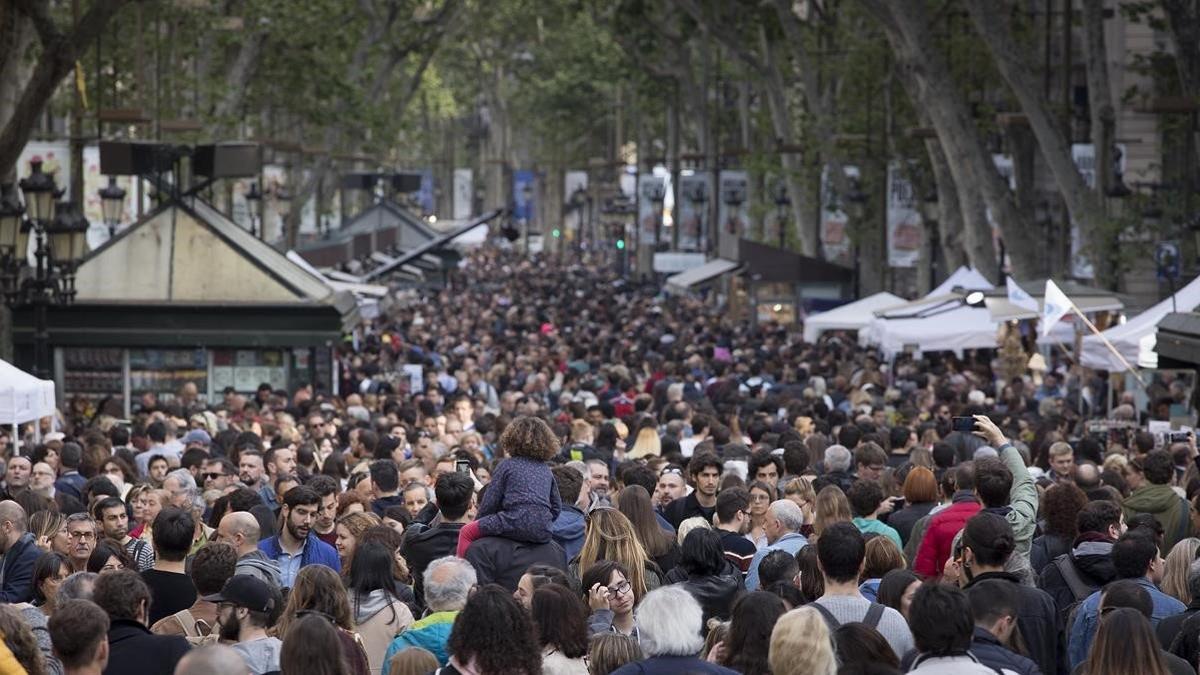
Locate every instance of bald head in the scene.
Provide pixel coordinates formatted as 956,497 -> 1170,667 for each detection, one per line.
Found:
1075,462 -> 1101,490
175,645 -> 251,675
0,501 -> 27,553
217,511 -> 261,554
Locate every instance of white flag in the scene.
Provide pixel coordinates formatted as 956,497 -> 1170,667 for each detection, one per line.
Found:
1006,278 -> 1039,313
1041,280 -> 1073,336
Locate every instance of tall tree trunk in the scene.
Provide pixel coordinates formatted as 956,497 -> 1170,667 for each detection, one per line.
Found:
860,0 -> 1043,283
962,0 -> 1112,284
0,0 -> 134,179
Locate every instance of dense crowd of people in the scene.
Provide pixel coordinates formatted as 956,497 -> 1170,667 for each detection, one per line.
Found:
0,247 -> 1198,675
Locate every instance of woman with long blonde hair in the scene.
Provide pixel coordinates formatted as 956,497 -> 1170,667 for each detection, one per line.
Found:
1161,537 -> 1200,604
812,485 -> 852,540
768,606 -> 837,675
573,507 -> 661,599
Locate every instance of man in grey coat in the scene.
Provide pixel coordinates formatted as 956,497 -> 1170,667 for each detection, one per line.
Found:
214,512 -> 282,589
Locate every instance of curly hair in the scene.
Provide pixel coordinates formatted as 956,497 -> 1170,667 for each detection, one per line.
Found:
274,565 -> 353,638
1042,482 -> 1088,541
0,604 -> 46,675
498,416 -> 560,461
447,584 -> 542,675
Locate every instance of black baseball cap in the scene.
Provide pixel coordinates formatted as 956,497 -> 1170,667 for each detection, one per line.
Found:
203,575 -> 275,613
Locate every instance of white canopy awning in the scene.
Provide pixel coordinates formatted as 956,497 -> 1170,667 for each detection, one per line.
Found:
803,292 -> 905,343
0,359 -> 55,425
665,258 -> 741,293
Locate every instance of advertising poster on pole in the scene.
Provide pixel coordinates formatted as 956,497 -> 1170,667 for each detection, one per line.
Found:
717,171 -> 749,240
452,168 -> 473,220
820,164 -> 857,264
677,171 -> 710,252
886,162 -> 923,268
637,174 -> 665,246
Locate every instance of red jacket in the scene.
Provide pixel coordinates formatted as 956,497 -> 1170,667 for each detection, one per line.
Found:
913,495 -> 981,578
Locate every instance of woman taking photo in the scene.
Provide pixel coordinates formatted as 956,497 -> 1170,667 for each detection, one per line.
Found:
531,584 -> 590,674
347,542 -> 413,675
572,508 -> 662,599
616,485 -> 678,574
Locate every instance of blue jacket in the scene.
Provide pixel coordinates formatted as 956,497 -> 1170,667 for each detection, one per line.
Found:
551,506 -> 586,561
381,610 -> 458,674
54,471 -> 86,502
746,532 -> 808,591
0,532 -> 41,603
257,531 -> 340,584
1068,576 -> 1185,667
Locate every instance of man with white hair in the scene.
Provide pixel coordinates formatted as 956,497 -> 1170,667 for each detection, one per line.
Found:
820,444 -> 856,493
610,585 -> 738,674
745,500 -> 808,591
381,556 -> 477,673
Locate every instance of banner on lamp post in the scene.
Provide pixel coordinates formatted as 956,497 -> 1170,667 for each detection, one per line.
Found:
452,169 -> 473,220
717,171 -> 749,241
677,171 -> 710,252
886,162 -> 922,268
820,164 -> 858,264
637,174 -> 665,246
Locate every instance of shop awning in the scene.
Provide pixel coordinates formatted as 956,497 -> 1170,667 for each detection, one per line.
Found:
665,258 -> 742,293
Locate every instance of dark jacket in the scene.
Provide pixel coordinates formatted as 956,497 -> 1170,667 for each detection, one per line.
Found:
103,618 -> 191,675
887,501 -> 936,547
402,521 -> 463,613
611,656 -> 738,675
1037,540 -> 1117,619
662,493 -> 715,530
970,626 -> 1040,675
963,571 -> 1064,675
1030,533 -> 1072,575
665,562 -> 745,627
54,471 -> 86,502
0,532 -> 41,603
463,536 -> 567,592
1158,600 -> 1200,651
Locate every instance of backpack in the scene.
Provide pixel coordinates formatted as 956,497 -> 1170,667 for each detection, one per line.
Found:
811,601 -> 886,632
1050,553 -> 1094,630
169,609 -> 219,647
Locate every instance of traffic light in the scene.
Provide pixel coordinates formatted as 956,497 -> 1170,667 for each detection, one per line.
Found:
616,238 -> 625,250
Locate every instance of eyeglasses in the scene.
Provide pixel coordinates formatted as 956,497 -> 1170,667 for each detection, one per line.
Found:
605,581 -> 632,598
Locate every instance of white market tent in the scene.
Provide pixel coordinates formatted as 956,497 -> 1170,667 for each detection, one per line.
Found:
0,359 -> 54,425
802,291 -> 905,343
929,266 -> 993,296
860,267 -> 998,358
1040,274 -> 1200,372
0,359 -> 55,455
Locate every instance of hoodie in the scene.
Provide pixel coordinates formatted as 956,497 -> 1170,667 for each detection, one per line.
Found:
236,550 -> 283,589
352,590 -> 414,675
233,637 -> 282,675
1124,483 -> 1190,553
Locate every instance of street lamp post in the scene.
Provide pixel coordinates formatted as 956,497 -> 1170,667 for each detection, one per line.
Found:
98,176 -> 127,238
1,158 -> 88,379
245,182 -> 263,238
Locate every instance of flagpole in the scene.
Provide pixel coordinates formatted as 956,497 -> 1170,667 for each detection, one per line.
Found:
1067,304 -> 1147,387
